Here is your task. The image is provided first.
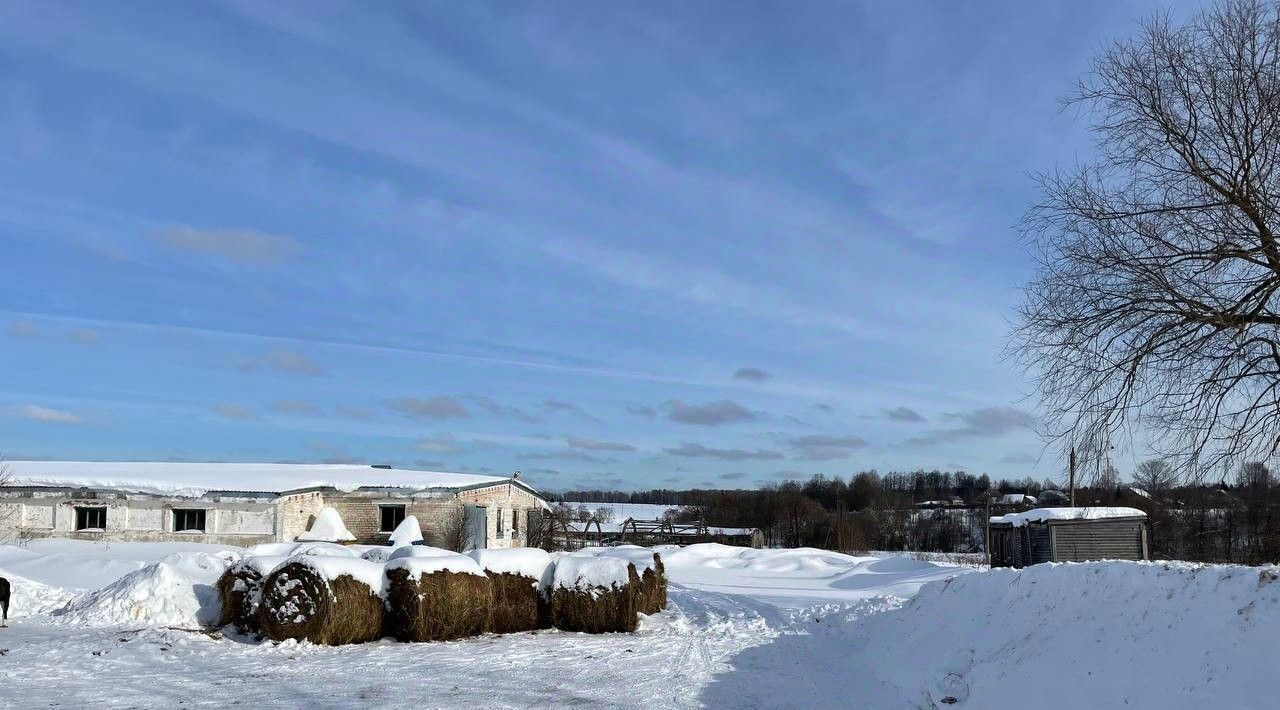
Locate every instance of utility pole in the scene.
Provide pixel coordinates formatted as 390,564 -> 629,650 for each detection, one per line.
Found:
1069,446 -> 1077,507
835,500 -> 846,552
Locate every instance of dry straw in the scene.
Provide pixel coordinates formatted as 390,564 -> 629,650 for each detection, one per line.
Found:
549,562 -> 641,634
385,567 -> 492,642
257,562 -> 385,645
486,571 -> 545,634
215,564 -> 266,634
637,553 -> 668,616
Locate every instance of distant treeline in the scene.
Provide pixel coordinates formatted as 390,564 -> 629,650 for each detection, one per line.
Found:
552,465 -> 1280,563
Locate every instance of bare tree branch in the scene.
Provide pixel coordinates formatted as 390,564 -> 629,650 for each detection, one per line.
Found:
1013,0 -> 1280,479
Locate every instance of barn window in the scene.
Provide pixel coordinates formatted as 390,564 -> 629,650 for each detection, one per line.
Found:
380,504 -> 406,533
511,508 -> 519,536
75,506 -> 107,530
173,509 -> 207,532
496,507 -> 505,537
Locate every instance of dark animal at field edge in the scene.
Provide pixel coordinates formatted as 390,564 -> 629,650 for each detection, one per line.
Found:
0,576 -> 10,626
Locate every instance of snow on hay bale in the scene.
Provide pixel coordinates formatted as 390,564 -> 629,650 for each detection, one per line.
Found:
567,546 -> 667,615
215,555 -> 287,634
245,541 -> 360,558
467,548 -> 554,633
257,556 -> 385,645
385,547 -> 491,642
296,506 -> 356,543
549,556 -> 642,634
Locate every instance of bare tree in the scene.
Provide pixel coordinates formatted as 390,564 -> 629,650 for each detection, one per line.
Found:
432,502 -> 471,552
1133,459 -> 1180,495
1237,460 -> 1274,488
0,455 -> 13,539
1014,0 -> 1280,477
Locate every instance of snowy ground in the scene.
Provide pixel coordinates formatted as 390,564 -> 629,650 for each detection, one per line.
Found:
1,540 -> 1274,709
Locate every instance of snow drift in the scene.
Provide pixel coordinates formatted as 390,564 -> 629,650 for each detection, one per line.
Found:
53,551 -> 236,627
0,570 -> 77,618
723,561 -> 1280,709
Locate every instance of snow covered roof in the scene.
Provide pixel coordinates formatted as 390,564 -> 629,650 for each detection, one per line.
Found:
990,507 -> 1147,527
998,493 -> 1037,505
5,460 -> 540,498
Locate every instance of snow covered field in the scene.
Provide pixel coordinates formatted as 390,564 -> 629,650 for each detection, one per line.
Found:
0,539 -> 1275,709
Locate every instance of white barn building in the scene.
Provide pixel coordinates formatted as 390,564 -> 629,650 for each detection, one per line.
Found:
0,461 -> 548,549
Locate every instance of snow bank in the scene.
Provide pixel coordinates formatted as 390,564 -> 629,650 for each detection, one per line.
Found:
837,561 -> 1280,708
466,547 -> 553,582
296,507 -> 356,542
989,506 -> 1146,527
0,571 -> 78,618
53,551 -> 236,627
663,543 -> 965,608
388,515 -> 423,547
386,547 -> 484,577
0,539 -> 243,592
287,555 -> 387,592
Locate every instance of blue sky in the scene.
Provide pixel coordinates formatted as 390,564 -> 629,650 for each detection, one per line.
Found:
0,0 -> 1185,491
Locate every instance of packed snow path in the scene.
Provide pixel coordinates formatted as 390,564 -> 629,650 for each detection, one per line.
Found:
0,584 -> 802,709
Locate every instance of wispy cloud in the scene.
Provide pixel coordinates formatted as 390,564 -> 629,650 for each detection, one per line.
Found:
212,403 -> 257,420
19,404 -> 81,424
239,348 -> 325,376
69,329 -> 99,345
518,449 -> 612,463
151,226 -> 302,264
788,434 -> 868,461
885,406 -> 925,423
628,404 -> 657,418
733,367 -> 771,381
270,399 -> 323,416
415,434 -> 470,454
567,436 -> 636,452
664,442 -> 783,461
542,399 -> 600,422
467,396 -> 538,423
8,320 -> 98,345
7,320 -> 38,339
335,405 -> 376,421
1000,451 -> 1038,465
665,399 -> 755,426
904,407 -> 1036,446
388,396 -> 470,420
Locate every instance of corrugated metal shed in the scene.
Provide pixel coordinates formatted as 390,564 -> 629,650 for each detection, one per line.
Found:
989,508 -> 1149,568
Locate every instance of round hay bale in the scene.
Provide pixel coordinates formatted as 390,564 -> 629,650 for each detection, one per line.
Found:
215,555 -> 288,634
466,548 -> 554,633
257,558 -> 386,645
385,551 -> 492,642
549,557 -> 641,634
